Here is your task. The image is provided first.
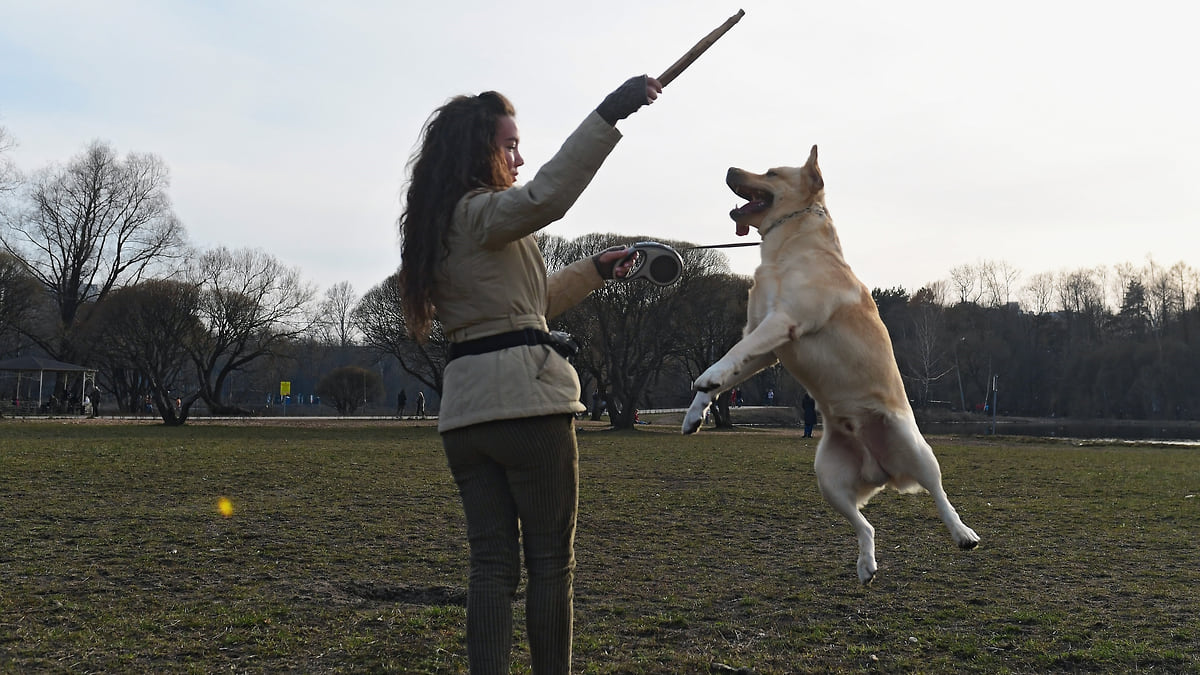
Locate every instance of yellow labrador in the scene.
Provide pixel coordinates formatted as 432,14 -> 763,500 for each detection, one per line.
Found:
682,146 -> 979,583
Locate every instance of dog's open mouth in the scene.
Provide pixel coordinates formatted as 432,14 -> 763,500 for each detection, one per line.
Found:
729,185 -> 772,235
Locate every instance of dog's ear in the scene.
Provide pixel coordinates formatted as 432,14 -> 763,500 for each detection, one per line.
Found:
804,144 -> 824,192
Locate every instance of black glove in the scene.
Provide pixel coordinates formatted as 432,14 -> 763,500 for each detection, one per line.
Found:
596,75 -> 651,126
591,246 -> 628,280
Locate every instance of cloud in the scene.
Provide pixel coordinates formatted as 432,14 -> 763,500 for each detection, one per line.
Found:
2,0 -> 1196,300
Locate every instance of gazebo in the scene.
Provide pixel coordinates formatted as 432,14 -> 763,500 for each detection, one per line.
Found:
0,355 -> 98,414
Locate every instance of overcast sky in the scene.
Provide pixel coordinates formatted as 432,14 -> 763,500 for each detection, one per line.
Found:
2,0 -> 1196,299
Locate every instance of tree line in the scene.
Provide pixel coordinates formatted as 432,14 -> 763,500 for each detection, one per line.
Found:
892,257 -> 1200,420
2,134 -> 1197,427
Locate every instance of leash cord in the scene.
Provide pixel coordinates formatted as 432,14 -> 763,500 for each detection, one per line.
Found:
685,242 -> 761,250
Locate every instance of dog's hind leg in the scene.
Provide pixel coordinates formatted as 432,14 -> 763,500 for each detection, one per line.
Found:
682,351 -> 779,434
814,429 -> 884,584
868,416 -> 980,551
909,437 -> 980,550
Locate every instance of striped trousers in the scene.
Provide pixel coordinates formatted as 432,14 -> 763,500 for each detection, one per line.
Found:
442,414 -> 578,674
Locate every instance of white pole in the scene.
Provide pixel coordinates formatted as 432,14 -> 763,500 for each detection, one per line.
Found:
991,375 -> 998,435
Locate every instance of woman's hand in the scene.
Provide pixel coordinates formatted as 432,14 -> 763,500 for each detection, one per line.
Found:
596,75 -> 663,126
592,246 -> 637,280
645,76 -> 663,103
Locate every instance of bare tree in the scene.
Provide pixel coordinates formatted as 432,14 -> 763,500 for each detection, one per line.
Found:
1142,257 -> 1175,334
0,141 -> 185,361
536,233 -> 575,275
316,280 -> 359,347
1021,271 -> 1057,315
980,259 -> 1021,308
0,125 -> 18,196
1169,261 -> 1198,342
1056,267 -> 1108,344
896,290 -> 954,406
978,260 -> 999,307
84,279 -> 202,424
1057,268 -> 1105,315
353,271 -> 446,395
1139,259 -> 1198,339
948,263 -> 980,305
0,251 -> 41,357
185,247 -> 317,414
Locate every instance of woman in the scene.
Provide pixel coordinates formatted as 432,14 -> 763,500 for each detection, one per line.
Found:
398,75 -> 662,673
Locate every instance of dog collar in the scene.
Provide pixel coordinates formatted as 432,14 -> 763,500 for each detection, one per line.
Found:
760,204 -> 827,239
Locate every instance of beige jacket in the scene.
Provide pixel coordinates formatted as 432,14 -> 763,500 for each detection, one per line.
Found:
433,112 -> 622,432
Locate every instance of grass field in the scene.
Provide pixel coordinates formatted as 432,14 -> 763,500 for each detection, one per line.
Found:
2,416 -> 1197,674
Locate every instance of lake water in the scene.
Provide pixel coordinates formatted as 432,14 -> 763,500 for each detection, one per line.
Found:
919,419 -> 1200,444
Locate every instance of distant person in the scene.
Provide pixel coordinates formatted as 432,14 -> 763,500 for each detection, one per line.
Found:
397,389 -> 407,418
415,390 -> 425,418
766,388 -> 775,406
802,393 -> 817,438
396,74 -> 659,672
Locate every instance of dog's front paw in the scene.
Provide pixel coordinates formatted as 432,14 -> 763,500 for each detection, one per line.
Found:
692,363 -> 730,394
681,393 -> 712,435
692,379 -> 719,394
954,525 -> 980,550
857,555 -> 878,585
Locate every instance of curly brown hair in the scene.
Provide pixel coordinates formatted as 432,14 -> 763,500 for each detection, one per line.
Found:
398,91 -> 516,342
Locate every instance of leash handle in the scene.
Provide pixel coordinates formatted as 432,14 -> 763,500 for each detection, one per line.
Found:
619,242 -> 684,286
658,9 -> 745,87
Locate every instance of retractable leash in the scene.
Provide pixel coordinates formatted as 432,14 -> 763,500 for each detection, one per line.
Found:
688,242 -> 760,249
618,240 -> 760,286
619,242 -> 685,286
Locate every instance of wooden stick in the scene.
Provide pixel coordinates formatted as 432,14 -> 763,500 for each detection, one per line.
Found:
657,9 -> 745,87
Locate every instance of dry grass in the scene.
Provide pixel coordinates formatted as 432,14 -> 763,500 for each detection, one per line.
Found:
1,417 -> 1197,673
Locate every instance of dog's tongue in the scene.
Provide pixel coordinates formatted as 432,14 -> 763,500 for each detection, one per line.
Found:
736,223 -> 750,237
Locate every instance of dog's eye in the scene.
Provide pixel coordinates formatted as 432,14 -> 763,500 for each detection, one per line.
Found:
766,170 -> 778,178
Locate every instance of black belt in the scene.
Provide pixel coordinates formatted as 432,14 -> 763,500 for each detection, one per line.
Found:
447,328 -> 578,362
